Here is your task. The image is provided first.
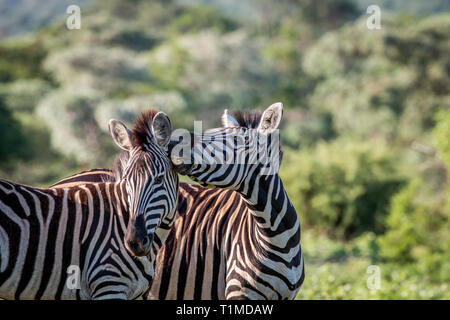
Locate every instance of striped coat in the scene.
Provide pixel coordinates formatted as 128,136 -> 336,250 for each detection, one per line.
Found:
0,179 -> 153,299
49,103 -> 304,300
0,109 -> 178,299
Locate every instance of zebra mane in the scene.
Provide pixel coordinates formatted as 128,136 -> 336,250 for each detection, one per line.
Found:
232,110 -> 284,163
132,109 -> 159,146
105,109 -> 160,182
231,110 -> 262,129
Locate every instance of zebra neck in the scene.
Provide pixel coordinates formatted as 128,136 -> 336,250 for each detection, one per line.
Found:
109,181 -> 130,218
240,173 -> 299,234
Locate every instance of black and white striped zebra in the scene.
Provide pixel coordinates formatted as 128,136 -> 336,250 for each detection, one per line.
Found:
162,102 -> 304,299
0,110 -> 178,299
53,103 -> 304,300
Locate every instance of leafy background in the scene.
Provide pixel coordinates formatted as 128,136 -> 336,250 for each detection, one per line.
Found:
0,0 -> 449,299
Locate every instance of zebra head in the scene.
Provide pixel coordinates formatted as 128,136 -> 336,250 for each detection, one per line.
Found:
109,110 -> 178,257
171,102 -> 283,191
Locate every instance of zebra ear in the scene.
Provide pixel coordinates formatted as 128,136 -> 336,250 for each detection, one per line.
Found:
152,111 -> 172,148
221,109 -> 240,127
109,120 -> 134,151
257,102 -> 283,135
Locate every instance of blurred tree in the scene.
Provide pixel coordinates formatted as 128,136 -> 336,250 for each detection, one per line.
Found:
355,0 -> 450,15
148,29 -> 279,127
303,14 -> 450,145
0,41 -> 49,82
0,97 -> 30,167
377,110 -> 450,282
289,0 -> 359,33
36,89 -> 115,166
280,138 -> 405,239
0,79 -> 51,113
168,4 -> 238,34
434,109 -> 450,170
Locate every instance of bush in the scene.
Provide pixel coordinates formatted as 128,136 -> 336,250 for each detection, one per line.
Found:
378,110 -> 450,275
0,98 -> 31,167
377,178 -> 450,281
434,109 -> 450,169
0,42 -> 49,83
280,138 -> 405,239
302,15 -> 450,143
168,5 -> 238,34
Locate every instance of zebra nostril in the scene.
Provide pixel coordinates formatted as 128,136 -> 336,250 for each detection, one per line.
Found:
142,236 -> 150,247
128,240 -> 139,252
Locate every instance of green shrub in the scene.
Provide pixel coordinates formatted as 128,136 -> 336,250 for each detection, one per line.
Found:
168,5 -> 238,34
370,102 -> 449,294
0,42 -> 49,83
377,179 -> 432,262
0,98 -> 32,167
280,138 -> 405,239
434,109 -> 450,169
378,110 -> 450,272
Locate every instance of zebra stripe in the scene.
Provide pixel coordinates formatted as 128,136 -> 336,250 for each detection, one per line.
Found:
0,181 -> 147,299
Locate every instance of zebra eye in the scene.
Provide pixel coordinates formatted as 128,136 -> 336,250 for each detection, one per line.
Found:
154,175 -> 163,184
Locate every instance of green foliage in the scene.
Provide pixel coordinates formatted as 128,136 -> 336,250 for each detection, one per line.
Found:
355,0 -> 450,15
377,179 -> 447,262
298,230 -> 450,299
375,110 -> 450,283
434,109 -> 450,169
292,0 -> 359,32
303,14 -> 450,143
168,5 -> 238,34
282,111 -> 335,148
0,98 -> 31,166
0,79 -> 51,112
1,112 -> 80,187
0,41 -> 49,83
103,28 -> 160,52
280,139 -> 405,239
148,29 -> 278,125
36,89 -> 115,166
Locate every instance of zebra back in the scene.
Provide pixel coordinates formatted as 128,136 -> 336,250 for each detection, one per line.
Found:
50,169 -> 114,188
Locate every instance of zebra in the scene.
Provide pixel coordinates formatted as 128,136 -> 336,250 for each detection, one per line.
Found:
51,103 -> 304,300
164,102 -> 304,299
0,110 -> 178,299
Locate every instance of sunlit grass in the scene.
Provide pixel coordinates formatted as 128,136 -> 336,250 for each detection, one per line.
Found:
296,230 -> 449,300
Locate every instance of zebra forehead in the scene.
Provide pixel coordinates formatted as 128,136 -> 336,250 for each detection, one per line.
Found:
129,148 -> 168,171
109,148 -> 168,182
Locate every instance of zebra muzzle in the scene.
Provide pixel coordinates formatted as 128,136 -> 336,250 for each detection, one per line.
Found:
125,215 -> 152,257
171,156 -> 192,174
